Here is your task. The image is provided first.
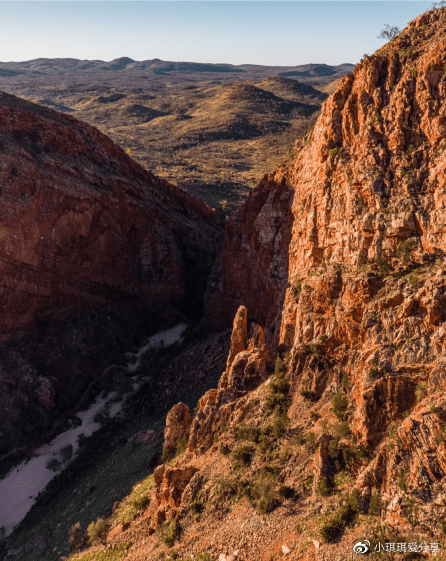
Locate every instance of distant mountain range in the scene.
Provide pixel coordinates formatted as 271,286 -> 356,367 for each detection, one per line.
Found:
0,57 -> 354,79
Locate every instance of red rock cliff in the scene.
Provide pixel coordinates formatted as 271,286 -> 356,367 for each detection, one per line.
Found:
205,8 -> 446,352
0,91 -> 222,336
197,6 -> 446,543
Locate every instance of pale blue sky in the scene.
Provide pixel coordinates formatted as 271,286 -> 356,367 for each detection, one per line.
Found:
0,2 -> 433,66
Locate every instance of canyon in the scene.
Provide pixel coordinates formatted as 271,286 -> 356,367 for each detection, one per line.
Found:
2,5 -> 446,561
0,90 -> 221,458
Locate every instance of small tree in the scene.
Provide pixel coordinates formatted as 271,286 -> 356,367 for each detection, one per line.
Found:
86,517 -> 108,545
397,238 -> 417,266
432,1 -> 446,8
369,490 -> 382,515
68,522 -> 81,548
306,431 -> 318,453
398,467 -> 407,492
332,392 -> 349,420
348,488 -> 361,512
377,24 -> 401,41
415,381 -> 428,401
60,444 -> 73,464
46,457 -> 62,473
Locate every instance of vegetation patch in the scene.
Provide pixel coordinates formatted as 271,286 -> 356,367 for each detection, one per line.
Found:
63,541 -> 132,561
231,444 -> 255,469
319,489 -> 360,542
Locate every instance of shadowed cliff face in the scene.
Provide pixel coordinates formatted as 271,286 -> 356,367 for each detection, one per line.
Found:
0,90 -> 222,332
0,91 -> 222,456
204,176 -> 294,350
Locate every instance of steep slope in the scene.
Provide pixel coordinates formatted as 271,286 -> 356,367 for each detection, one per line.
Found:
0,91 -> 222,456
135,6 -> 446,556
205,8 -> 446,348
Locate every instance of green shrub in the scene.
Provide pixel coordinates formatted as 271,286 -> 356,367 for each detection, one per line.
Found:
195,554 -> 213,561
387,422 -> 399,439
190,498 -> 203,515
437,427 -> 446,443
375,256 -> 392,277
409,271 -> 420,289
317,476 -> 331,497
86,517 -> 108,545
369,490 -> 382,515
163,520 -> 179,547
328,437 -> 340,459
332,392 -> 349,420
294,431 -> 304,446
293,280 -> 302,302
334,421 -> 351,439
231,444 -> 254,469
252,474 -> 278,514
397,239 -> 417,266
438,519 -> 446,535
258,464 -> 280,479
348,488 -> 360,511
320,490 -> 359,543
328,146 -> 340,158
279,448 -> 291,465
272,411 -> 288,439
306,431 -> 318,453
301,343 -> 321,357
341,373 -> 350,390
68,522 -> 81,546
176,435 -> 188,455
300,389 -> 316,401
220,444 -> 231,456
130,493 -> 150,512
358,253 -> 368,267
265,361 -> 290,415
310,410 -> 319,423
319,334 -> 328,342
302,474 -> 314,494
237,424 -> 260,443
217,480 -> 238,499
257,434 -> 269,453
415,381 -> 428,401
162,447 -> 176,463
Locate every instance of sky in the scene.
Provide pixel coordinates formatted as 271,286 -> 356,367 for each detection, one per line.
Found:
0,1 -> 434,66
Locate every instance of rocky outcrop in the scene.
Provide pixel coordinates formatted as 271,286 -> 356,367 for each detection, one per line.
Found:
149,463 -> 199,532
205,9 -> 446,354
204,175 -> 294,352
163,403 -> 192,453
